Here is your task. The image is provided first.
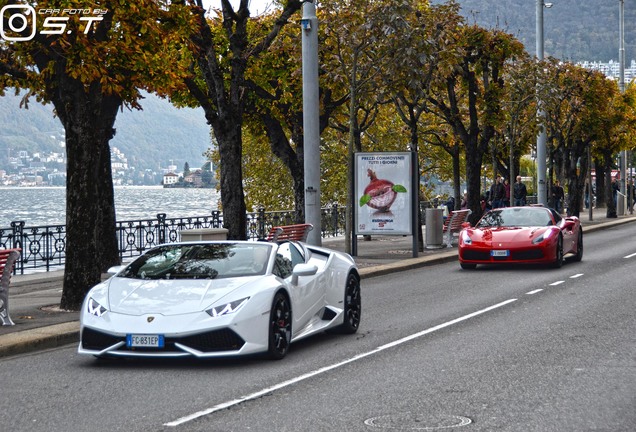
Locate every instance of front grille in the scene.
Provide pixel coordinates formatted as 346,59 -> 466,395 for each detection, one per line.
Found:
82,327 -> 121,350
512,249 -> 544,260
462,250 -> 491,261
81,327 -> 245,353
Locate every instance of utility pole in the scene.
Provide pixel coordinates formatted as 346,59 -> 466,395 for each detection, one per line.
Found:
536,1 -> 552,206
301,1 -> 321,245
619,0 -> 628,215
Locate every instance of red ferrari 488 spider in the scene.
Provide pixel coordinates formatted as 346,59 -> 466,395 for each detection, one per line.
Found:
458,206 -> 583,269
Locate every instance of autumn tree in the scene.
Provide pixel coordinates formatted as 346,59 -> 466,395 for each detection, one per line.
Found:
425,24 -> 525,223
184,0 -> 302,239
240,10 -> 348,220
379,0 -> 464,227
0,0 -> 195,309
539,60 -> 619,216
494,56 -> 537,187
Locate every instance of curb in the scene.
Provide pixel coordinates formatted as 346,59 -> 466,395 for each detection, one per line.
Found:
0,321 -> 79,358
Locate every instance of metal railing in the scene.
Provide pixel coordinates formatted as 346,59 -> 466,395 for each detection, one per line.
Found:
0,205 -> 347,275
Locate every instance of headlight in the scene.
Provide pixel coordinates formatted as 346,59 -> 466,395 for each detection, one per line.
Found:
87,298 -> 108,317
461,230 -> 472,245
206,297 -> 250,317
532,229 -> 554,244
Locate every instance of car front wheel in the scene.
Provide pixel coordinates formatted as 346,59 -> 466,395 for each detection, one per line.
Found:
552,235 -> 564,268
267,292 -> 291,360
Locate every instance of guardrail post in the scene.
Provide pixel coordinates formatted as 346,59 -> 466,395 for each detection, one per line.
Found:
157,213 -> 167,245
10,222 -> 24,274
258,206 -> 266,239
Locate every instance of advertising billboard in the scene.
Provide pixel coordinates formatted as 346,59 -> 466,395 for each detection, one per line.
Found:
355,152 -> 412,235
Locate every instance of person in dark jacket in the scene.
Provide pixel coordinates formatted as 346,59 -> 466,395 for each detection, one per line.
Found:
513,176 -> 527,206
489,176 -> 505,208
551,180 -> 565,214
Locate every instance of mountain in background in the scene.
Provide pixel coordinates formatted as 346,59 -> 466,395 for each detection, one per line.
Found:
433,0 -> 635,62
0,91 -> 212,173
2,0 -> 633,175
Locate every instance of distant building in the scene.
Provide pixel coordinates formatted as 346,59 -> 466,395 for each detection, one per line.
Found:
163,172 -> 179,186
184,170 -> 203,187
578,59 -> 636,83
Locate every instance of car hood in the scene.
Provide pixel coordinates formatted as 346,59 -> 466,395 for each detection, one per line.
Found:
104,276 -> 260,316
469,226 -> 551,243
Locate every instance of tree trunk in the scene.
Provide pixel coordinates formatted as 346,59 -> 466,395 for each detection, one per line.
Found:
213,122 -> 248,239
56,84 -> 121,310
261,112 -> 305,223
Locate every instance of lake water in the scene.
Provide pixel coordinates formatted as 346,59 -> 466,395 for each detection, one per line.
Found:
0,186 -> 220,227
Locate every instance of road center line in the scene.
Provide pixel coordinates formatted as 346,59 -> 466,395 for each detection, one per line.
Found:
570,274 -> 584,279
164,298 -> 518,427
526,289 -> 543,295
624,252 -> 636,259
550,281 -> 565,286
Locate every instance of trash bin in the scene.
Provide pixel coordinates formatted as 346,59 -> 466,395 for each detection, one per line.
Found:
425,208 -> 444,249
617,192 -> 626,216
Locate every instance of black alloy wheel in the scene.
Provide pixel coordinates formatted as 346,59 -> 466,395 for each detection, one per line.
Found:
334,273 -> 361,334
573,229 -> 583,262
267,292 -> 291,360
552,235 -> 564,268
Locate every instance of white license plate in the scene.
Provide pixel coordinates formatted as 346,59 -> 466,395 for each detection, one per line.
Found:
126,334 -> 164,348
491,250 -> 509,257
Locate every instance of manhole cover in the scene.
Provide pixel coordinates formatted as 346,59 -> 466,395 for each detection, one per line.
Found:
364,412 -> 472,430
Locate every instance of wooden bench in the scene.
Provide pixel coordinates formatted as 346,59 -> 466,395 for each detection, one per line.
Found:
0,248 -> 21,326
266,224 -> 314,242
442,209 -> 472,247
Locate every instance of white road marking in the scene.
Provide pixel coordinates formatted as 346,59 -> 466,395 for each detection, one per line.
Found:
550,281 -> 565,286
570,274 -> 584,279
164,298 -> 518,427
526,289 -> 543,295
624,252 -> 636,259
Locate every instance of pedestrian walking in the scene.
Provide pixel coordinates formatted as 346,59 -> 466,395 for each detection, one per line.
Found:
513,176 -> 527,206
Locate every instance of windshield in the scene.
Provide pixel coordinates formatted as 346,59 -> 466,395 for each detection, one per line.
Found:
119,243 -> 272,280
477,208 -> 553,228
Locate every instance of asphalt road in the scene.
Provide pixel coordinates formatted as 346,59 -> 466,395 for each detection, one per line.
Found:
1,224 -> 634,432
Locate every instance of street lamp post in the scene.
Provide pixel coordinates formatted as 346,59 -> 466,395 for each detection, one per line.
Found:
301,1 -> 321,245
536,1 -> 552,206
619,0 -> 628,215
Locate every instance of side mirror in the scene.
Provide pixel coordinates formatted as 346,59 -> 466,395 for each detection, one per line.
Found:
461,222 -> 471,228
291,263 -> 318,285
106,265 -> 125,275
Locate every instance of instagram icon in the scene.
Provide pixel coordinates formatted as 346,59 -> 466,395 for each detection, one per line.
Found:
1,5 -> 37,41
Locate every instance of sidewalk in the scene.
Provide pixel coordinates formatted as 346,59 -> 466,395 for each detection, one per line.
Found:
1,207 -> 634,358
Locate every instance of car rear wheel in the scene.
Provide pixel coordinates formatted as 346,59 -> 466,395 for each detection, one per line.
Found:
573,230 -> 583,262
267,292 -> 291,360
552,235 -> 564,268
460,262 -> 477,270
332,273 -> 361,334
